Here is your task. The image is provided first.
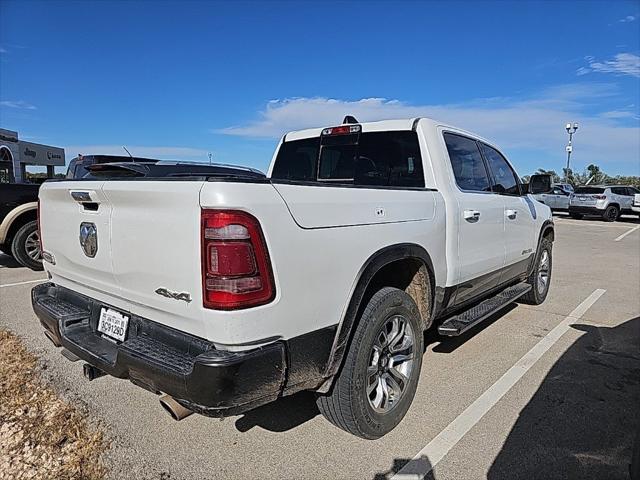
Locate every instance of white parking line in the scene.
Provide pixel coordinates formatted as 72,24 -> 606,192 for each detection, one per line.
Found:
554,218 -> 634,229
614,225 -> 640,242
391,288 -> 606,480
0,279 -> 47,288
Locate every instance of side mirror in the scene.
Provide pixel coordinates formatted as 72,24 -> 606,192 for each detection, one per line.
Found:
529,174 -> 552,194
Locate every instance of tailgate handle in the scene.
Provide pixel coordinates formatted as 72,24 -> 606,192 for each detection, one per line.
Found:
70,191 -> 100,211
70,191 -> 97,203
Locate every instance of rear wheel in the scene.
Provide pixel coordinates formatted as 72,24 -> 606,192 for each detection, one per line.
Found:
316,287 -> 424,439
603,205 -> 619,222
10,221 -> 43,270
521,237 -> 552,305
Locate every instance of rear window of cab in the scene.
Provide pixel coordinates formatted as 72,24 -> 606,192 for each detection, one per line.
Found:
271,131 -> 425,188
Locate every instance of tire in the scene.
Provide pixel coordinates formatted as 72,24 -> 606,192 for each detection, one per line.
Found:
602,205 -> 619,222
631,424 -> 640,480
521,237 -> 552,305
10,221 -> 43,270
569,213 -> 583,220
316,287 -> 424,439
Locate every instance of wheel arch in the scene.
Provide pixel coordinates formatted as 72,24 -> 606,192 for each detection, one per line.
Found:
527,220 -> 554,277
0,202 -> 37,244
318,243 -> 436,392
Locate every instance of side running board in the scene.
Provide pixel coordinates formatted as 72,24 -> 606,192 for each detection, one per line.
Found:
438,282 -> 532,336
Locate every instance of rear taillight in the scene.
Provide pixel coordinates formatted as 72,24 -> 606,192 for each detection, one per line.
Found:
201,210 -> 275,310
593,195 -> 607,200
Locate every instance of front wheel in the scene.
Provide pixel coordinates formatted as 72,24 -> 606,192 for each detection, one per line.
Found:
10,221 -> 43,270
316,287 -> 424,439
521,237 -> 552,305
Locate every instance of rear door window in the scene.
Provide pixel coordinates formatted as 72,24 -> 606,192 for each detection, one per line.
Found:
443,133 -> 491,193
611,187 -> 627,195
480,143 -> 521,195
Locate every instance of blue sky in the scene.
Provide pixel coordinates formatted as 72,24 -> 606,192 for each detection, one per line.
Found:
1,0 -> 639,176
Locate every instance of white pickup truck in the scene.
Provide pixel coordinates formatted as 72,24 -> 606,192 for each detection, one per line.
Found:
32,117 -> 554,439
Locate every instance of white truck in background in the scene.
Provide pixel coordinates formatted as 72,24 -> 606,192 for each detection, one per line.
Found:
32,117 -> 554,439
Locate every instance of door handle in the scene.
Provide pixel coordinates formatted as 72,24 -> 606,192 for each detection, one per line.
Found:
506,209 -> 518,220
463,210 -> 481,222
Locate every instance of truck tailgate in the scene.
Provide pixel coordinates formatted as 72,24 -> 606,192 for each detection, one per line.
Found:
39,180 -> 207,337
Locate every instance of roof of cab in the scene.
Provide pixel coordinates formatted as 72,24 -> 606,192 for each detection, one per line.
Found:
283,117 -> 490,144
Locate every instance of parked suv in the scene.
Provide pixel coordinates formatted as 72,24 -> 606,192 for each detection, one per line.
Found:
32,117 -> 554,439
569,185 -> 640,221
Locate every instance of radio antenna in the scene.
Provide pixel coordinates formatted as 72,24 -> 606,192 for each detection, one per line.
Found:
123,146 -> 134,162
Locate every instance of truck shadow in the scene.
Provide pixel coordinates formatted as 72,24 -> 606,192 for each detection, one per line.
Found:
488,317 -> 640,480
234,390 -> 319,433
0,252 -> 23,268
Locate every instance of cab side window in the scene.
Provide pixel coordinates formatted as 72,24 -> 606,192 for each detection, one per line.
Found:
444,133 -> 491,193
480,143 -> 521,195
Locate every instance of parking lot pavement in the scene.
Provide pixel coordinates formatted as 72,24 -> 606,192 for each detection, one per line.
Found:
1,215 -> 638,480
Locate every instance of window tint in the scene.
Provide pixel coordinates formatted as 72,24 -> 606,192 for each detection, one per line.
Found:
443,133 -> 491,192
270,137 -> 319,181
611,187 -> 627,195
574,186 -> 605,194
357,131 -> 424,187
271,131 -> 424,187
480,143 -> 520,195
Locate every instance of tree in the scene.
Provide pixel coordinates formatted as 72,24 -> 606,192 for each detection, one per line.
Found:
585,164 -> 609,185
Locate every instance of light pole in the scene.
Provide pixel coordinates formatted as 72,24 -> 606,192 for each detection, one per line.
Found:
565,122 -> 578,182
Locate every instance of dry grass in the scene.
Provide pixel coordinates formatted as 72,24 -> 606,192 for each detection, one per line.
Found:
0,328 -> 108,479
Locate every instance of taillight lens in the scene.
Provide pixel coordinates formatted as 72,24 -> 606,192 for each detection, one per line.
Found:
201,210 -> 275,310
593,195 -> 607,200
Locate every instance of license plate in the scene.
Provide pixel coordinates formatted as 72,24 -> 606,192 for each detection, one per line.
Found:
579,196 -> 586,201
98,307 -> 129,342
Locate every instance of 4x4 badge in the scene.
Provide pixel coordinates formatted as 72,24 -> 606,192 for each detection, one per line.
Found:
79,222 -> 98,258
155,288 -> 192,303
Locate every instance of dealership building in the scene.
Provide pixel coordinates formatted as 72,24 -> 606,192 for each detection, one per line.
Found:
0,128 -> 65,183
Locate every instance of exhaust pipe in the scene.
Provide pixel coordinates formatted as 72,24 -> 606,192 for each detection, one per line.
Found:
159,394 -> 193,421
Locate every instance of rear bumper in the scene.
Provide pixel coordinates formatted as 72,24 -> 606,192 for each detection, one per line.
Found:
632,205 -> 640,213
568,205 -> 604,214
31,282 -> 286,416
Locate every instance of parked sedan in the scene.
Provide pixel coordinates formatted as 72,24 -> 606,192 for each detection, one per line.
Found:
534,185 -> 571,211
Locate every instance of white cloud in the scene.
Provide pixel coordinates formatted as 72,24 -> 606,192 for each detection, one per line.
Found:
0,47 -> 6,54
619,15 -> 636,22
600,110 -> 637,119
214,84 -> 640,168
578,53 -> 640,78
62,145 -> 209,161
0,100 -> 37,110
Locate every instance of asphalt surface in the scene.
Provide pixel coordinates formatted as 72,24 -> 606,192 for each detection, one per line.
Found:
1,213 -> 639,480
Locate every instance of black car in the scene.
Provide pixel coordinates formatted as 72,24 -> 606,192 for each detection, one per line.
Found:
0,182 -> 42,269
66,154 -> 160,179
